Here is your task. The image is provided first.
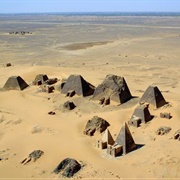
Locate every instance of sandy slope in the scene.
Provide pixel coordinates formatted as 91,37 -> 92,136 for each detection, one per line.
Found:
0,15 -> 180,179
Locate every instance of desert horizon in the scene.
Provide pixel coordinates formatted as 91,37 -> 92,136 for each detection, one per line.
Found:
0,13 -> 180,179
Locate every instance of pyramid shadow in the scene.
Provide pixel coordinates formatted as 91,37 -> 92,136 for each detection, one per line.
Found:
146,115 -> 155,123
164,101 -> 171,107
115,144 -> 145,157
135,144 -> 145,150
130,144 -> 145,154
120,95 -> 139,104
131,96 -> 139,100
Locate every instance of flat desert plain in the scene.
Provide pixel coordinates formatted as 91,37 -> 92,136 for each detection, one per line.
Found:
0,14 -> 180,179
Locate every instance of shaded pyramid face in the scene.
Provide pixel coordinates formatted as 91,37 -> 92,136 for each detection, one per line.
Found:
92,74 -> 132,104
140,86 -> 166,108
3,76 -> 28,91
61,75 -> 95,97
115,123 -> 136,154
102,129 -> 114,145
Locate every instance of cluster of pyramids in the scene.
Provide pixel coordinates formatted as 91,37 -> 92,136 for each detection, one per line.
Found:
59,74 -> 167,110
2,74 -> 167,111
128,85 -> 167,127
2,74 -> 57,92
2,73 -> 168,159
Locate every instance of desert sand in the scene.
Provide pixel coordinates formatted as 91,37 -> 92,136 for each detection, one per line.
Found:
0,14 -> 180,179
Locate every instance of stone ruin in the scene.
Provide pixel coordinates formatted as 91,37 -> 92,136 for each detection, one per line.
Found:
48,111 -> 56,115
128,104 -> 152,127
33,74 -> 48,85
3,76 -> 28,91
61,74 -> 95,97
84,116 -> 110,136
173,130 -> 180,141
33,74 -> 58,86
5,63 -> 12,67
55,78 -> 67,92
33,74 -> 58,93
139,85 -> 167,109
95,129 -> 114,149
40,84 -> 55,93
107,123 -> 136,157
21,150 -> 44,165
53,158 -> 81,178
46,78 -> 58,85
155,126 -> 171,135
160,112 -> 171,119
63,101 -> 76,110
92,74 -> 132,105
66,90 -> 76,97
99,97 -> 110,106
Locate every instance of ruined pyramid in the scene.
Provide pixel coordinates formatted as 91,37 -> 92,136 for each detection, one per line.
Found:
33,74 -> 49,85
92,74 -> 132,104
128,104 -> 152,127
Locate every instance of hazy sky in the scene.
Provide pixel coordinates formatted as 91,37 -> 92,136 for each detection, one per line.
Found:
0,0 -> 180,13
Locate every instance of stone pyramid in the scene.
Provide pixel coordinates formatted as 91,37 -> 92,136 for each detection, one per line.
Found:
92,74 -> 132,104
139,85 -> 166,108
61,74 -> 95,97
115,123 -> 136,154
102,129 -> 114,145
132,104 -> 152,123
33,74 -> 48,85
3,76 -> 28,91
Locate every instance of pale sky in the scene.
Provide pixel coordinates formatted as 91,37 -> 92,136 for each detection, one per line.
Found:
0,0 -> 180,13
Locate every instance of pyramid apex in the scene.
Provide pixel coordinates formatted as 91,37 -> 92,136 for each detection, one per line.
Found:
115,122 -> 136,154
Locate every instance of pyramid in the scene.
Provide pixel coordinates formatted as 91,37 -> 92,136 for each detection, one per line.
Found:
84,116 -> 110,136
115,123 -> 136,154
139,86 -> 166,108
61,74 -> 95,97
92,74 -> 132,104
102,129 -> 114,145
3,76 -> 28,91
129,104 -> 152,127
33,74 -> 49,85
